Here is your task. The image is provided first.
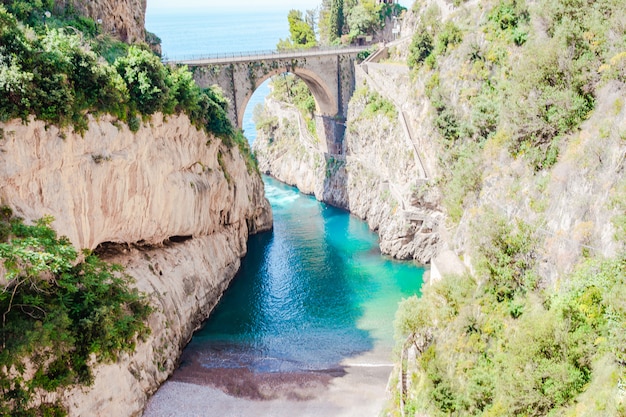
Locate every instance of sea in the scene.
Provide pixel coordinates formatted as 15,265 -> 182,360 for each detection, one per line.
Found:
146,10 -> 291,143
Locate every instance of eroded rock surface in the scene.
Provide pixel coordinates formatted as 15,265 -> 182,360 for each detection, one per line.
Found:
54,0 -> 146,43
0,113 -> 272,416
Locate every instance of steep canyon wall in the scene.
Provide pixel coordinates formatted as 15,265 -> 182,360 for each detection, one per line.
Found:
253,4 -> 624,279
0,114 -> 272,415
253,65 -> 443,264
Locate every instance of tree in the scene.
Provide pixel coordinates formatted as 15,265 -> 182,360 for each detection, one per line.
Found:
318,1 -> 330,44
305,8 -> 318,36
287,9 -> 317,47
407,25 -> 434,69
347,3 -> 378,37
329,0 -> 344,42
343,0 -> 359,30
277,9 -> 317,50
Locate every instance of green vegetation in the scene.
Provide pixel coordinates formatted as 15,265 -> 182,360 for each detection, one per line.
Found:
438,144 -> 482,224
315,0 -> 406,45
353,86 -> 398,120
230,130 -> 259,175
407,28 -> 433,69
407,0 -> 625,225
269,73 -> 318,135
277,9 -> 318,50
486,0 -> 529,46
328,0 -> 345,41
216,151 -> 231,183
394,209 -> 625,416
408,8 -> 463,69
0,2 -> 258,173
253,104 -> 279,141
391,0 -> 626,415
0,209 -> 151,416
278,0 -> 406,48
0,5 -> 233,138
1,0 -> 97,36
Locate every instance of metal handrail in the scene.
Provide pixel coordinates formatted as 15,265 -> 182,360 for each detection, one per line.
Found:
163,44 -> 371,64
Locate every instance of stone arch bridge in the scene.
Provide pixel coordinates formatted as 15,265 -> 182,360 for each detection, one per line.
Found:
174,46 -> 368,154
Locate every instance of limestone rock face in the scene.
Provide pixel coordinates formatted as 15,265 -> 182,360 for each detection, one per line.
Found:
340,65 -> 443,264
254,66 -> 443,264
0,114 -> 271,251
54,0 -> 146,43
451,82 -> 626,282
253,100 -> 348,208
64,235 -> 246,417
0,113 -> 272,416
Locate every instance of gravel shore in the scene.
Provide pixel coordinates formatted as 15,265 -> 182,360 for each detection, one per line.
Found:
143,348 -> 394,417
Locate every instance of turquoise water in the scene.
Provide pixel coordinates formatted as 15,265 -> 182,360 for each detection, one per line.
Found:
185,177 -> 424,372
146,8 -> 425,374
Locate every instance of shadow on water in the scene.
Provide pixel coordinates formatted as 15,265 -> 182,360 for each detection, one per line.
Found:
169,177 -> 424,400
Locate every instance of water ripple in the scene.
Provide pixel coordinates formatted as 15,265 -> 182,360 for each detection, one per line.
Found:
186,177 -> 425,372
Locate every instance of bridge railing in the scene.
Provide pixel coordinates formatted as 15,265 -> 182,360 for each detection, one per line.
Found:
163,44 -> 374,64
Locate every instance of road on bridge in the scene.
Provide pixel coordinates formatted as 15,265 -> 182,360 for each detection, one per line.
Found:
171,45 -> 372,65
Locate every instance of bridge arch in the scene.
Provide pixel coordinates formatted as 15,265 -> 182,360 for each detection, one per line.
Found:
186,47 -> 362,155
236,66 -> 338,129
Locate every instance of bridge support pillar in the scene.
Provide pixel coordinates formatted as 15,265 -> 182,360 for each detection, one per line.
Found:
315,115 -> 346,155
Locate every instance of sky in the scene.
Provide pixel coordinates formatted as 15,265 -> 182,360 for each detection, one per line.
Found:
147,0 -> 411,13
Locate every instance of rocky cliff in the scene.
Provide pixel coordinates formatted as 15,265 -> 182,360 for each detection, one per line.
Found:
0,114 -> 271,251
392,0 -> 626,282
253,65 -> 443,264
0,114 -> 272,415
253,100 -> 348,207
54,0 -> 146,43
384,0 -> 625,414
254,10 -> 624,276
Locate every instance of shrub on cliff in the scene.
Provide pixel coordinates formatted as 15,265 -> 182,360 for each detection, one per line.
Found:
0,0 -> 53,27
394,214 -> 626,416
413,0 -> 619,171
352,86 -> 397,121
0,15 -> 128,131
0,209 -> 152,415
268,73 -> 317,135
0,5 -> 234,140
188,85 -> 233,138
114,46 -> 170,116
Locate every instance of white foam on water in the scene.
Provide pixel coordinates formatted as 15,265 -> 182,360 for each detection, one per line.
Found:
264,183 -> 299,207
